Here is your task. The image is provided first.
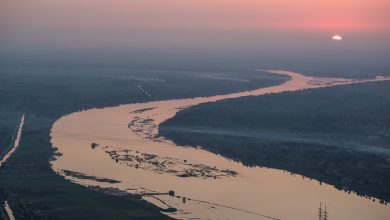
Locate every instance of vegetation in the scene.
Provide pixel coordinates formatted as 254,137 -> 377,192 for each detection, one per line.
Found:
0,64 -> 284,219
160,80 -> 390,203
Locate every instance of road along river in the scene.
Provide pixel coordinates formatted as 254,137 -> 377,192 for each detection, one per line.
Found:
51,70 -> 390,220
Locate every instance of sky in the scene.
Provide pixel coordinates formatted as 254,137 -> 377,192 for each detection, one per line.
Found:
1,0 -> 389,51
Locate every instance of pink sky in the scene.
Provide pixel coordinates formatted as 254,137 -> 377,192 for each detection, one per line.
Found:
1,0 -> 389,49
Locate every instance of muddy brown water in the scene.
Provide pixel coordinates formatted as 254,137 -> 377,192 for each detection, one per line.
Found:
51,70 -> 390,220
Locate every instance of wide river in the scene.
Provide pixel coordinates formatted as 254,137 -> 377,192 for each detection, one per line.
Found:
51,70 -> 390,220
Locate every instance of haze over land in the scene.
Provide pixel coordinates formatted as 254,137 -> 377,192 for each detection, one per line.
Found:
1,0 -> 389,51
1,0 -> 389,80
1,1 -> 390,220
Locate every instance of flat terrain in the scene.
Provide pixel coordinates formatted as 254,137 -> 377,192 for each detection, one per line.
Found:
160,80 -> 390,203
1,48 -> 389,218
0,64 -> 284,219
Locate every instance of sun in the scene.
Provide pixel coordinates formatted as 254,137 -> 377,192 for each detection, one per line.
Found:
332,35 -> 343,41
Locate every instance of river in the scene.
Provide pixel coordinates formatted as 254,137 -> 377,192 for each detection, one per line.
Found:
50,70 -> 390,220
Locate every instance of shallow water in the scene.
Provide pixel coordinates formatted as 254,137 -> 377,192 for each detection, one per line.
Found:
0,114 -> 25,168
51,70 -> 390,220
4,201 -> 15,220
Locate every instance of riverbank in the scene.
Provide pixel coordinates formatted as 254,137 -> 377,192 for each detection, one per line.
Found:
0,66 -> 282,219
160,80 -> 390,203
51,70 -> 390,220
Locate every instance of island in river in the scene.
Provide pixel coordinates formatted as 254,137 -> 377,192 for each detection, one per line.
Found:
160,79 -> 390,203
51,70 -> 390,220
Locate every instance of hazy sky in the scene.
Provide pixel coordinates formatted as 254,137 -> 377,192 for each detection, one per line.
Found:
1,0 -> 389,51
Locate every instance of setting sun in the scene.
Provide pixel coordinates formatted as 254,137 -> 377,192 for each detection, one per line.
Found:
332,35 -> 343,40
1,1 -> 390,220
